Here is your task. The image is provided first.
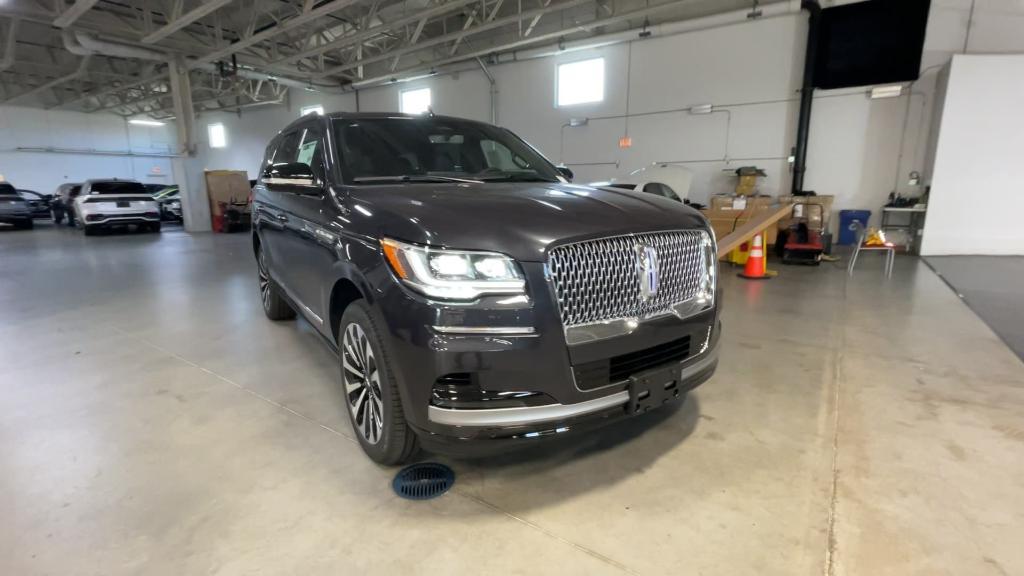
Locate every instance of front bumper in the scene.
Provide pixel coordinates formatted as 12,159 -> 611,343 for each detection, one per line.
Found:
371,259 -> 721,456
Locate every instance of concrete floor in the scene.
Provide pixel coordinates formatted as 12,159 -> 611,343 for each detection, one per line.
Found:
2,222 -> 1023,576
927,256 -> 1024,363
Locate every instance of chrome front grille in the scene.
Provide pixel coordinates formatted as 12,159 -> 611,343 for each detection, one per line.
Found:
547,230 -> 710,329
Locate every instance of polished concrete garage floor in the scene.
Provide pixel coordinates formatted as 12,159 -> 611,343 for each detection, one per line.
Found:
2,224 -> 1023,576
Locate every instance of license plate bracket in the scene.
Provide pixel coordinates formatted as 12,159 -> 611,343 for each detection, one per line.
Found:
116,201 -> 130,208
626,364 -> 683,415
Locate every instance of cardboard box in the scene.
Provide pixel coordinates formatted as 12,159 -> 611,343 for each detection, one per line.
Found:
709,194 -> 776,211
204,170 -> 251,233
778,194 -> 834,232
702,209 -> 779,247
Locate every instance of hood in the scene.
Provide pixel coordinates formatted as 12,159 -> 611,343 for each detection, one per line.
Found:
346,182 -> 708,262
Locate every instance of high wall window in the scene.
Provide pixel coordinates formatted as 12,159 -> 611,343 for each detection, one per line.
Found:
400,88 -> 431,114
208,123 -> 227,148
557,57 -> 604,107
301,104 -> 324,116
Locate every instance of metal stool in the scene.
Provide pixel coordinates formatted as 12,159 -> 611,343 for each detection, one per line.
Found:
847,220 -> 895,278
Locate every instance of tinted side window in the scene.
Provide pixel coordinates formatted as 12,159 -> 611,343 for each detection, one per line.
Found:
295,128 -> 325,180
276,132 -> 300,164
275,127 -> 324,181
0,183 -> 17,196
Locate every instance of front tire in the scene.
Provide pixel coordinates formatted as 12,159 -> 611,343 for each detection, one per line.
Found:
15,219 -> 33,230
52,209 -> 64,225
339,300 -> 418,465
83,225 -> 99,236
256,246 -> 296,320
149,222 -> 162,233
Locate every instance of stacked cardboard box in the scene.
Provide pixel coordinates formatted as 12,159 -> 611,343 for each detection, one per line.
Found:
702,195 -> 781,246
777,194 -> 834,233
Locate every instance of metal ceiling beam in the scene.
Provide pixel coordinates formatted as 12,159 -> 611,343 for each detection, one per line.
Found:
53,0 -> 102,28
190,0 -> 362,67
351,0 -> 703,87
53,70 -> 167,109
316,0 -> 591,78
141,0 -> 237,44
4,55 -> 90,103
272,0 -> 479,66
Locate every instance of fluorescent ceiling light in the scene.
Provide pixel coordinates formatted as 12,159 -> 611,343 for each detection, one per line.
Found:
129,119 -> 165,126
869,85 -> 903,99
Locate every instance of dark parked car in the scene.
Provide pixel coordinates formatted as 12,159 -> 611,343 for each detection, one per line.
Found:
51,182 -> 82,225
253,113 -> 720,464
0,183 -> 33,229
17,190 -> 52,218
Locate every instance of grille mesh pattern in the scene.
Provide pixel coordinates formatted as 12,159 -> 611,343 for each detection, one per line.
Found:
547,230 -> 708,328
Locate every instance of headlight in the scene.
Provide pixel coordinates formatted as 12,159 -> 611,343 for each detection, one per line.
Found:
380,238 -> 525,300
697,230 -> 717,306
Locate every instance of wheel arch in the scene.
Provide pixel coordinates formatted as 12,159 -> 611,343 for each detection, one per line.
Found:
329,276 -> 371,344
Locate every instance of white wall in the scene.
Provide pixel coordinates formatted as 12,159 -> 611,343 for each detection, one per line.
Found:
186,0 -> 1024,232
0,106 -> 177,194
921,54 -> 1024,256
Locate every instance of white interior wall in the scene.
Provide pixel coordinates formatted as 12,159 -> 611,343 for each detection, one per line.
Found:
189,0 -> 1024,234
4,0 -> 1009,232
0,106 -> 176,194
920,54 -> 1024,256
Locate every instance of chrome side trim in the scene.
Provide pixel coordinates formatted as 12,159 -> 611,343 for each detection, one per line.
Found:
263,177 -> 316,186
431,326 -> 536,336
428,390 -> 629,427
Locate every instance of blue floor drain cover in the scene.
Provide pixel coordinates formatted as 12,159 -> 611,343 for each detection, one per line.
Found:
392,463 -> 455,500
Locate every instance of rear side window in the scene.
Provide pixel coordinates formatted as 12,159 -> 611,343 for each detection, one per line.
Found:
90,181 -> 147,195
0,183 -> 17,196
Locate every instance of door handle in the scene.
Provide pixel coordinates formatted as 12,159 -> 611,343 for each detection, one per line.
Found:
276,213 -> 288,223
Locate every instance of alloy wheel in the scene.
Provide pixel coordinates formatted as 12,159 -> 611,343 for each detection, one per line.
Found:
341,322 -> 385,444
257,250 -> 271,311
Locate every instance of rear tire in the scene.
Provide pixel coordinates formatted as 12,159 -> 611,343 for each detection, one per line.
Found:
256,246 -> 296,321
339,300 -> 419,465
150,222 -> 162,233
15,219 -> 33,230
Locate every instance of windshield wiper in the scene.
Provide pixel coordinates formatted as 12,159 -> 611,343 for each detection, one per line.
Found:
475,172 -> 558,183
352,175 -> 482,184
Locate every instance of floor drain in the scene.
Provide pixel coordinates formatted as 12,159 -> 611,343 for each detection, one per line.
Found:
392,462 -> 455,500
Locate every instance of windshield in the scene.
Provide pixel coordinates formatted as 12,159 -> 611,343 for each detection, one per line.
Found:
90,181 -> 147,195
332,117 -> 560,184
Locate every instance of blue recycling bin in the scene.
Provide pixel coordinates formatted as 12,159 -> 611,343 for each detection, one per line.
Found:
838,210 -> 871,245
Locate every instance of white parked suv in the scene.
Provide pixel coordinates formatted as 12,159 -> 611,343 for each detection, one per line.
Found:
73,179 -> 162,235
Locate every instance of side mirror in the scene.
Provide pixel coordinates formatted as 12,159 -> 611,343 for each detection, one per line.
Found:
556,165 -> 574,181
264,162 -> 318,188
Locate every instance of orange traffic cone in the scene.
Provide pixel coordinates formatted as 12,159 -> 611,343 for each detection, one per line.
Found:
738,233 -> 772,280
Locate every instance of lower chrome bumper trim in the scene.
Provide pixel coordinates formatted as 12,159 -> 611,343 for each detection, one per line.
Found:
431,326 -> 536,336
427,340 -> 719,427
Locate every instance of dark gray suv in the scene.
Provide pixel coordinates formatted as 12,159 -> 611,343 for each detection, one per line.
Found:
253,113 -> 720,464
